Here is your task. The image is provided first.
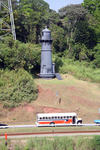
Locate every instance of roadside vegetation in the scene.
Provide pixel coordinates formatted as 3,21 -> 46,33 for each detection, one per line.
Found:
1,136 -> 100,150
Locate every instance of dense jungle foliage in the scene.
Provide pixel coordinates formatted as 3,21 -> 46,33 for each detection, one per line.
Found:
0,0 -> 100,106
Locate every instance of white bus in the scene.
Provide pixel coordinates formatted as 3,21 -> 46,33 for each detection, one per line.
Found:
36,113 -> 82,126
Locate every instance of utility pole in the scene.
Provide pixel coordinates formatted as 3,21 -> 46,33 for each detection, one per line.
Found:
0,0 -> 16,40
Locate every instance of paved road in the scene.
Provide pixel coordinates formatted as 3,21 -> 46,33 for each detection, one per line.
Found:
0,124 -> 100,139
1,131 -> 100,139
0,123 -> 100,129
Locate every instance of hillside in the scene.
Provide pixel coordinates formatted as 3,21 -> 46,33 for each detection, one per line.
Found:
0,74 -> 100,125
0,0 -> 100,126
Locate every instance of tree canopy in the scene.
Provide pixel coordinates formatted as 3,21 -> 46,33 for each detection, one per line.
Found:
0,0 -> 100,69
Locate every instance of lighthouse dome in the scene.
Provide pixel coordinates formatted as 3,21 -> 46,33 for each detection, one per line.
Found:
42,26 -> 50,32
41,27 -> 52,41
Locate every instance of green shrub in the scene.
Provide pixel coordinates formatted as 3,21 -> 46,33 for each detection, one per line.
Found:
24,137 -> 74,150
25,138 -> 35,150
1,136 -> 100,150
0,141 -> 8,150
14,145 -> 23,150
76,137 -> 94,150
53,54 -> 63,72
93,44 -> 100,68
91,136 -> 100,150
0,37 -> 41,73
0,69 -> 38,107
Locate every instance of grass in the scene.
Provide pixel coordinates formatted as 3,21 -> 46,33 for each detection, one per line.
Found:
35,77 -> 76,86
1,135 -> 100,150
60,59 -> 100,83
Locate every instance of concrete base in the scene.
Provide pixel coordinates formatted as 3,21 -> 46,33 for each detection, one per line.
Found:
39,73 -> 55,78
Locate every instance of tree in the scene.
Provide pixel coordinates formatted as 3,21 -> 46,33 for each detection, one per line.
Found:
73,43 -> 88,61
0,36 -> 41,73
58,4 -> 97,60
83,0 -> 100,17
14,0 -> 50,43
83,0 -> 100,43
50,24 -> 67,53
47,9 -> 61,26
59,5 -> 88,51
74,19 -> 97,49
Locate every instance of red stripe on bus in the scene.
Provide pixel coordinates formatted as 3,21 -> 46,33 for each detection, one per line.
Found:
38,119 -> 72,125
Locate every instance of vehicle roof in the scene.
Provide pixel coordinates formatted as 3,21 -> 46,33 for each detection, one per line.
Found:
37,113 -> 77,118
94,120 -> 100,122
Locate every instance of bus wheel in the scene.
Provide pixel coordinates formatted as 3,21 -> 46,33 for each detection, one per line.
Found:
50,122 -> 55,127
77,121 -> 82,125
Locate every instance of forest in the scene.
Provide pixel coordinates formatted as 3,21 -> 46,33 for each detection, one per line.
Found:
0,0 -> 100,107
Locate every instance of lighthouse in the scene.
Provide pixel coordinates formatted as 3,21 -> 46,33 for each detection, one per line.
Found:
40,27 -> 55,78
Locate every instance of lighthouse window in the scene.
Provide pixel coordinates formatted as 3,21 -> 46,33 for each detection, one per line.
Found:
42,32 -> 44,36
43,65 -> 46,67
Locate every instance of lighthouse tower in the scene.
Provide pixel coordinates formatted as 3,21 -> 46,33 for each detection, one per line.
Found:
40,27 -> 55,78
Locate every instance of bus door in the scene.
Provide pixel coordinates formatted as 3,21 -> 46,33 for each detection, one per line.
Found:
72,116 -> 76,124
